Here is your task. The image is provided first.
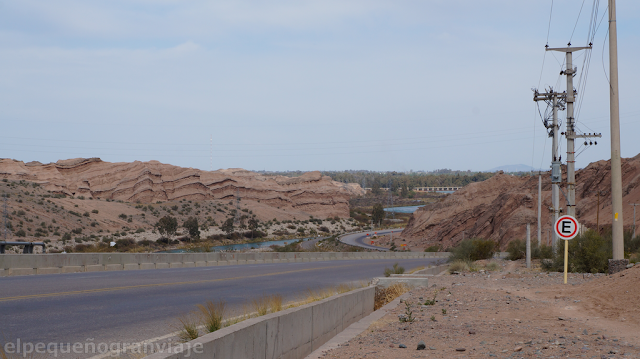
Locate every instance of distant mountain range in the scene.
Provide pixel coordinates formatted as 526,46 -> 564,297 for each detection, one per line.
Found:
488,164 -> 545,173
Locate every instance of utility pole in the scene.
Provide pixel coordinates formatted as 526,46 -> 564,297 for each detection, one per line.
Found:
533,88 -> 565,249
609,0 -> 624,261
632,203 -> 639,238
546,45 -> 600,220
537,173 -> 542,247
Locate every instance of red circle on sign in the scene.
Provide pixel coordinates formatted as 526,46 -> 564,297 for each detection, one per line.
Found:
555,215 -> 579,240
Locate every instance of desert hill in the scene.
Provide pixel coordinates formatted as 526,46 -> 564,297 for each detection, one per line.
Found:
0,158 -> 362,218
0,158 -> 365,252
401,154 -> 640,249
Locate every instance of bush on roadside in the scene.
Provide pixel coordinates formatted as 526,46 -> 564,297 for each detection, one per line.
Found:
448,260 -> 470,273
507,239 -> 554,261
449,238 -> 497,262
542,229 -> 612,273
383,262 -> 405,277
506,239 -> 525,260
424,245 -> 440,252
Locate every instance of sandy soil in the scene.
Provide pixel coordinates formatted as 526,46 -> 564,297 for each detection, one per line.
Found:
321,260 -> 640,358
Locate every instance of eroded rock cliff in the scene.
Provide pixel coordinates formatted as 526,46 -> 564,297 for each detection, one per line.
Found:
0,158 -> 362,219
401,154 -> 640,249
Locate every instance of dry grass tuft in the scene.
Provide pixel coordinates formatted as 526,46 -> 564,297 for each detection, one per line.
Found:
268,294 -> 283,313
197,299 -> 226,333
252,296 -> 271,316
407,266 -> 425,274
374,283 -> 410,310
448,260 -> 470,273
177,313 -> 200,342
485,261 -> 501,272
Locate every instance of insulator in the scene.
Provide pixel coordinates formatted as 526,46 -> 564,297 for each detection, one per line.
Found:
590,141 -> 593,145
595,141 -> 598,145
584,141 -> 588,146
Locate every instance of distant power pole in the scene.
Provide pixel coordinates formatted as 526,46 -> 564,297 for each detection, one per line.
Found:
210,134 -> 213,172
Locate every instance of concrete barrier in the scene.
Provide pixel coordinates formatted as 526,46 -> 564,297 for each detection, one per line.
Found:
145,286 -> 374,359
0,251 -> 451,277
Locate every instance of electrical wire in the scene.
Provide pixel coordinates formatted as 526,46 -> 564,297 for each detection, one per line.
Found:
569,0 -> 587,43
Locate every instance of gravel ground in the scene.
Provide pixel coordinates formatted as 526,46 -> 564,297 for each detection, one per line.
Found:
319,259 -> 640,358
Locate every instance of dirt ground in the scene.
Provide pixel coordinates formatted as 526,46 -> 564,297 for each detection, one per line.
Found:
321,260 -> 640,358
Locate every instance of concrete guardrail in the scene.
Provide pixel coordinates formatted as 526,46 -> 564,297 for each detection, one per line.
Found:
145,286 -> 375,359
0,251 -> 451,277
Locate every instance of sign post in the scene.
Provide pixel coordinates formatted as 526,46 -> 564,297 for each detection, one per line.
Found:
554,215 -> 579,284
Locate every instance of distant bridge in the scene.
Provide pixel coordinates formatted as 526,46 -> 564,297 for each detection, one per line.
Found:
413,187 -> 461,192
363,186 -> 462,193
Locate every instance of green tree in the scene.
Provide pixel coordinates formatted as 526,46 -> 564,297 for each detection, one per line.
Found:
248,218 -> 259,239
183,217 -> 200,240
400,182 -> 409,198
371,203 -> 385,226
221,218 -> 235,235
155,215 -> 178,239
371,180 -> 382,195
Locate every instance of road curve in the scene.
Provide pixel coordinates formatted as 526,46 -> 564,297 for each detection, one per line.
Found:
339,228 -> 404,251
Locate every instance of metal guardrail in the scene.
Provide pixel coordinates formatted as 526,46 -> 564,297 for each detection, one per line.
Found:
0,241 -> 46,254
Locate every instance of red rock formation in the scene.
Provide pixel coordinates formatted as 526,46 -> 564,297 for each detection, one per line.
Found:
401,154 -> 640,249
0,158 -> 362,219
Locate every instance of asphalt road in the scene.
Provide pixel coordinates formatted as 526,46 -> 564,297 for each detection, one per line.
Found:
0,257 -> 440,357
339,229 -> 404,251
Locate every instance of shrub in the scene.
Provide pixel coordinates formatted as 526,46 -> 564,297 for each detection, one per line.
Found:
449,238 -> 497,262
506,239 -> 525,260
383,263 -> 405,277
115,238 -> 136,251
544,229 -> 612,273
197,300 -> 226,333
485,261 -> 501,271
374,283 -> 409,310
177,314 -> 200,342
424,245 -> 440,252
118,213 -> 128,220
448,260 -> 470,273
91,209 -> 99,214
15,229 -> 26,237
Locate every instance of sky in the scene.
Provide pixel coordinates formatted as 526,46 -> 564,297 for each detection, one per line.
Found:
1,1 -> 639,172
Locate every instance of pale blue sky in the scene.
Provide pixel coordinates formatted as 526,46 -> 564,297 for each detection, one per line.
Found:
1,1 -> 639,172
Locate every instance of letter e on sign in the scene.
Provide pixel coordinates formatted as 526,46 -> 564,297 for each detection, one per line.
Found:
554,215 -> 579,240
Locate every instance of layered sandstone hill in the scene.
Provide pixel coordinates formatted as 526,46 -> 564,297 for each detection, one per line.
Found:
0,158 -> 362,219
401,154 -> 640,249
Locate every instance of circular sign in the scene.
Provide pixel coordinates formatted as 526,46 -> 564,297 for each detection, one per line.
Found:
554,215 -> 579,240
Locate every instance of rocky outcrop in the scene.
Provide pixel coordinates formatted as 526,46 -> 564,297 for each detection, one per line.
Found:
0,158 -> 363,218
401,154 -> 640,249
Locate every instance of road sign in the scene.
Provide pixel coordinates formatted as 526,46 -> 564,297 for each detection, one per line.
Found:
371,241 -> 374,244
555,215 -> 579,240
